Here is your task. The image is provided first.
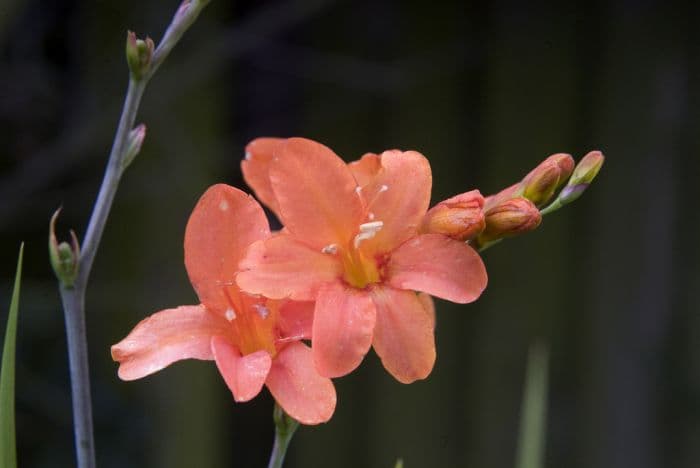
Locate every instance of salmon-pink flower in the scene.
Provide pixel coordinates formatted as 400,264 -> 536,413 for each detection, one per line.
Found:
237,138 -> 488,383
111,184 -> 336,424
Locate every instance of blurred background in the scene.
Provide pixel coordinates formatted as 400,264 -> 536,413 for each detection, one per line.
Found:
1,0 -> 698,467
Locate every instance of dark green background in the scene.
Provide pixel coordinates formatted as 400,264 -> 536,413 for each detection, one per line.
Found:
1,1 -> 698,467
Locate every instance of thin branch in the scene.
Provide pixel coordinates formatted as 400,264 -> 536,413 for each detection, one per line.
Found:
55,2 -> 210,467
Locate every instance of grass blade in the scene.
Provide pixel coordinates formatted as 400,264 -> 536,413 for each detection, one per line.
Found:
515,342 -> 549,468
0,243 -> 24,468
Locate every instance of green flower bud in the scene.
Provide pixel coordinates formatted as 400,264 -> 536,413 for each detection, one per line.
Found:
521,153 -> 575,207
49,208 -> 80,288
559,151 -> 605,204
126,31 -> 154,80
123,124 -> 147,169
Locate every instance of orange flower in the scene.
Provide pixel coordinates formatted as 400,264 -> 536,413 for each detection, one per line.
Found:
111,184 -> 336,424
238,138 -> 488,383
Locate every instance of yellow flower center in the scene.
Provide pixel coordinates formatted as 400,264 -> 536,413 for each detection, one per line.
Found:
223,287 -> 278,357
341,246 -> 381,289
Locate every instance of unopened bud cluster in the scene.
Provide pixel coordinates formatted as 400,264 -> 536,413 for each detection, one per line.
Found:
421,150 -> 604,251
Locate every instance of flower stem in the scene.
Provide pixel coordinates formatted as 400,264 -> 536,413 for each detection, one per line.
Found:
54,2 -> 210,467
267,404 -> 300,468
538,199 -> 563,216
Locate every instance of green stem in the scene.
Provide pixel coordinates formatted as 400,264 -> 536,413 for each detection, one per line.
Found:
515,342 -> 549,468
538,199 -> 563,216
267,404 -> 300,468
55,2 -> 210,467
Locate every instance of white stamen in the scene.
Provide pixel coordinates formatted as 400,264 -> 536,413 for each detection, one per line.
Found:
244,151 -> 252,160
367,212 -> 375,220
354,221 -> 384,248
379,184 -> 389,192
225,308 -> 236,321
253,304 -> 269,319
219,200 -> 229,211
359,221 -> 384,232
322,244 -> 338,254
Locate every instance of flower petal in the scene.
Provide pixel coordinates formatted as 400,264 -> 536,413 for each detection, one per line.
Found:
360,150 -> 432,253
185,184 -> 271,312
266,342 -> 336,424
348,152 -> 381,188
241,137 -> 285,217
277,300 -> 315,341
111,305 -> 228,381
211,336 -> 271,402
388,234 -> 488,303
312,282 -> 376,378
417,292 -> 435,324
237,234 -> 341,300
269,137 -> 364,249
371,287 -> 436,384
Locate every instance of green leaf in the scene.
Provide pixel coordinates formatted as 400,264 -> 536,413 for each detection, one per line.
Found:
0,243 -> 23,468
515,342 -> 549,468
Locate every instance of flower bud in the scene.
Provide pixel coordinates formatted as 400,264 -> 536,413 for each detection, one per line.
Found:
558,150 -> 605,204
483,183 -> 520,212
521,153 -> 575,207
49,208 -> 80,288
126,31 -> 154,80
420,190 -> 485,241
478,197 -> 541,244
123,124 -> 147,169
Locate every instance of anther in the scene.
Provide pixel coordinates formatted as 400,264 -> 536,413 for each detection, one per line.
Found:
360,221 -> 384,232
354,221 -> 384,248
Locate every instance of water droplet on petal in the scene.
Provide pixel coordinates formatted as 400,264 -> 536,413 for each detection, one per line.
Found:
253,304 -> 269,319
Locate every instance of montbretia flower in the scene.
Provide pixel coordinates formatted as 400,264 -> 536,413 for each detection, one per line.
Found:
111,184 -> 336,424
238,138 -> 488,383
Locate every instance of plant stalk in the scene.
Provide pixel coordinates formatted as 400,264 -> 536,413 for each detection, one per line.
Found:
55,2 -> 210,467
267,404 -> 300,468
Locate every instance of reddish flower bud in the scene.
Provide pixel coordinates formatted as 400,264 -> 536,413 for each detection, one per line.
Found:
420,190 -> 485,241
483,183 -> 520,211
521,153 -> 575,207
478,197 -> 541,244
